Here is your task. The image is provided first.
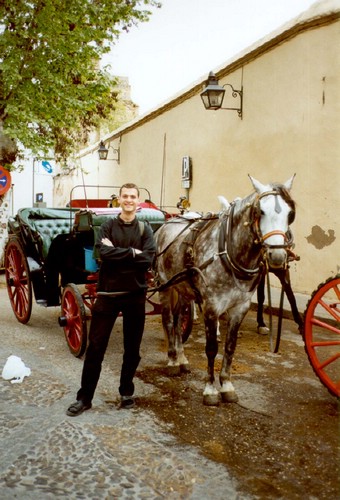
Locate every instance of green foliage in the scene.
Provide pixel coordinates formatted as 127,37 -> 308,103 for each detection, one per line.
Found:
0,0 -> 161,162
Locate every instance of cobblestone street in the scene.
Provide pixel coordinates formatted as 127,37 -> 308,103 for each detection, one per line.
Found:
0,273 -> 338,499
0,274 -> 246,499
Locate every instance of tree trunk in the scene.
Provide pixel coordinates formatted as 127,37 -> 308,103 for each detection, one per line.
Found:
0,122 -> 17,266
0,192 -> 11,267
0,122 -> 18,165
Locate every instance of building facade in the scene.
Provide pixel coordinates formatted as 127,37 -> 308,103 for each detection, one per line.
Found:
54,0 -> 340,296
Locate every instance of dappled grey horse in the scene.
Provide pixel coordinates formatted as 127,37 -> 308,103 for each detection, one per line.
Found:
155,176 -> 296,405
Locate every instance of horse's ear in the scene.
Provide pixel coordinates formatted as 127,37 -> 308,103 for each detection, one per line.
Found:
283,174 -> 296,191
217,195 -> 230,210
248,175 -> 267,194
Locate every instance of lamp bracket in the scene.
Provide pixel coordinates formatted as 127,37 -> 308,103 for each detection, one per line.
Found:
109,147 -> 120,164
221,84 -> 243,118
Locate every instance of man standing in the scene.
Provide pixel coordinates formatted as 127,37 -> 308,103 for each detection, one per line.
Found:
67,183 -> 156,416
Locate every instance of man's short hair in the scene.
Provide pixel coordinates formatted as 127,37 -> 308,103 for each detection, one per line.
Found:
119,183 -> 140,197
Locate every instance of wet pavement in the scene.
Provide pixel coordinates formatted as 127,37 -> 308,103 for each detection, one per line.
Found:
0,272 -> 338,499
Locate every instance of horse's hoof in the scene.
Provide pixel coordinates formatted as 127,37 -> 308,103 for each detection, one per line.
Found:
257,326 -> 269,335
167,365 -> 181,377
180,363 -> 191,374
203,394 -> 220,406
220,391 -> 239,403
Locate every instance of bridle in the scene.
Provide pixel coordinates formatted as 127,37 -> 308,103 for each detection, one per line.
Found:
218,190 -> 295,283
251,190 -> 295,250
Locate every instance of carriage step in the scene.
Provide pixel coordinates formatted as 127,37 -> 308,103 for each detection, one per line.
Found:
36,299 -> 48,307
27,257 -> 42,273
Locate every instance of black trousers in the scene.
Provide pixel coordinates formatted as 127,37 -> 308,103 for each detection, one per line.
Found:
77,292 -> 146,404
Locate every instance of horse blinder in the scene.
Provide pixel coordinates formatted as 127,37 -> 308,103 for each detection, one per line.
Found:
288,209 -> 295,225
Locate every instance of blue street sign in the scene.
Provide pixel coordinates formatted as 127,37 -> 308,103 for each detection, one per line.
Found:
41,161 -> 53,174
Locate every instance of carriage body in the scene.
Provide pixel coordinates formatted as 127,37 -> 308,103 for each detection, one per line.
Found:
6,204 -> 165,303
4,187 -> 177,357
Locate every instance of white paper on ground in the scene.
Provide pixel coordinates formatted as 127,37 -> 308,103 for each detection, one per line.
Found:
1,355 -> 31,384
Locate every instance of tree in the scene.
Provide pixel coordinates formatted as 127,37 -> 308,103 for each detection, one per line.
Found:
0,0 -> 161,166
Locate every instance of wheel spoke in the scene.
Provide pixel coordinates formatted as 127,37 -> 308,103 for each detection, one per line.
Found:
316,298 -> 340,322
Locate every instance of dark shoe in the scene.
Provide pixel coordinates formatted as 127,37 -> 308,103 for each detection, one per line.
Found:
120,396 -> 135,409
66,400 -> 92,417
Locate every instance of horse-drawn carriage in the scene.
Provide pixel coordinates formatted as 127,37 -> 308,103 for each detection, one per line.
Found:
4,186 -> 193,358
4,178 -> 339,401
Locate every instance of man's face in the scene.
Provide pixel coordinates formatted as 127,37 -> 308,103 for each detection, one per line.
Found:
118,187 -> 140,214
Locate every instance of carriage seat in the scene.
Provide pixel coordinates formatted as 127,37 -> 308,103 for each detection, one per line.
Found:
17,208 -> 77,259
34,219 -> 72,258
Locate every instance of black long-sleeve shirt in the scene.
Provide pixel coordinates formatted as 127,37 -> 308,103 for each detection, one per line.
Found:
95,216 -> 156,294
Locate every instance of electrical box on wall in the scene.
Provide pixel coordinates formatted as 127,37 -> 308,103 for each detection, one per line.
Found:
181,156 -> 192,189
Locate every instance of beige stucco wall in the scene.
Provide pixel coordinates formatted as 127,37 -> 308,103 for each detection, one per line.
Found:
54,3 -> 340,296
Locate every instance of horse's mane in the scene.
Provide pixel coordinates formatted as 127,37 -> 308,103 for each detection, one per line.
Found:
270,183 -> 296,212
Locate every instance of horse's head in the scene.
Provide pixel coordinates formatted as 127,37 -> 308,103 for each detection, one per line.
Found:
249,175 -> 296,269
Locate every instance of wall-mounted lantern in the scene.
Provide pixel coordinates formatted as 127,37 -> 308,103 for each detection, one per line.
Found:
200,71 -> 243,119
97,140 -> 120,163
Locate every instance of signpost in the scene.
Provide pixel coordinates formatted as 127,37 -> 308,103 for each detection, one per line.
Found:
0,165 -> 12,196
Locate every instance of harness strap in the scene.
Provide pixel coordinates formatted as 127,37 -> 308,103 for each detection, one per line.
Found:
262,230 -> 287,241
156,220 -> 193,258
154,215 -> 217,302
221,204 -> 262,281
183,215 -> 217,268
150,266 -> 207,294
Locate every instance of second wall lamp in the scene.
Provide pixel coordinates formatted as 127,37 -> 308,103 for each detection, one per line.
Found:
200,71 -> 243,119
97,140 -> 120,163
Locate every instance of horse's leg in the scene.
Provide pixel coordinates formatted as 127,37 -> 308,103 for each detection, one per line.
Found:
203,312 -> 220,406
257,273 -> 269,335
160,290 -> 180,376
177,297 -> 190,372
219,309 -> 247,403
161,289 -> 189,376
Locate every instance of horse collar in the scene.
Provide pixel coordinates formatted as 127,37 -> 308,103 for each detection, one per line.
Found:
218,203 -> 263,284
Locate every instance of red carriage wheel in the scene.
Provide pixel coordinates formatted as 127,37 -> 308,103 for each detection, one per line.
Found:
5,237 -> 33,324
303,275 -> 340,398
59,284 -> 87,358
